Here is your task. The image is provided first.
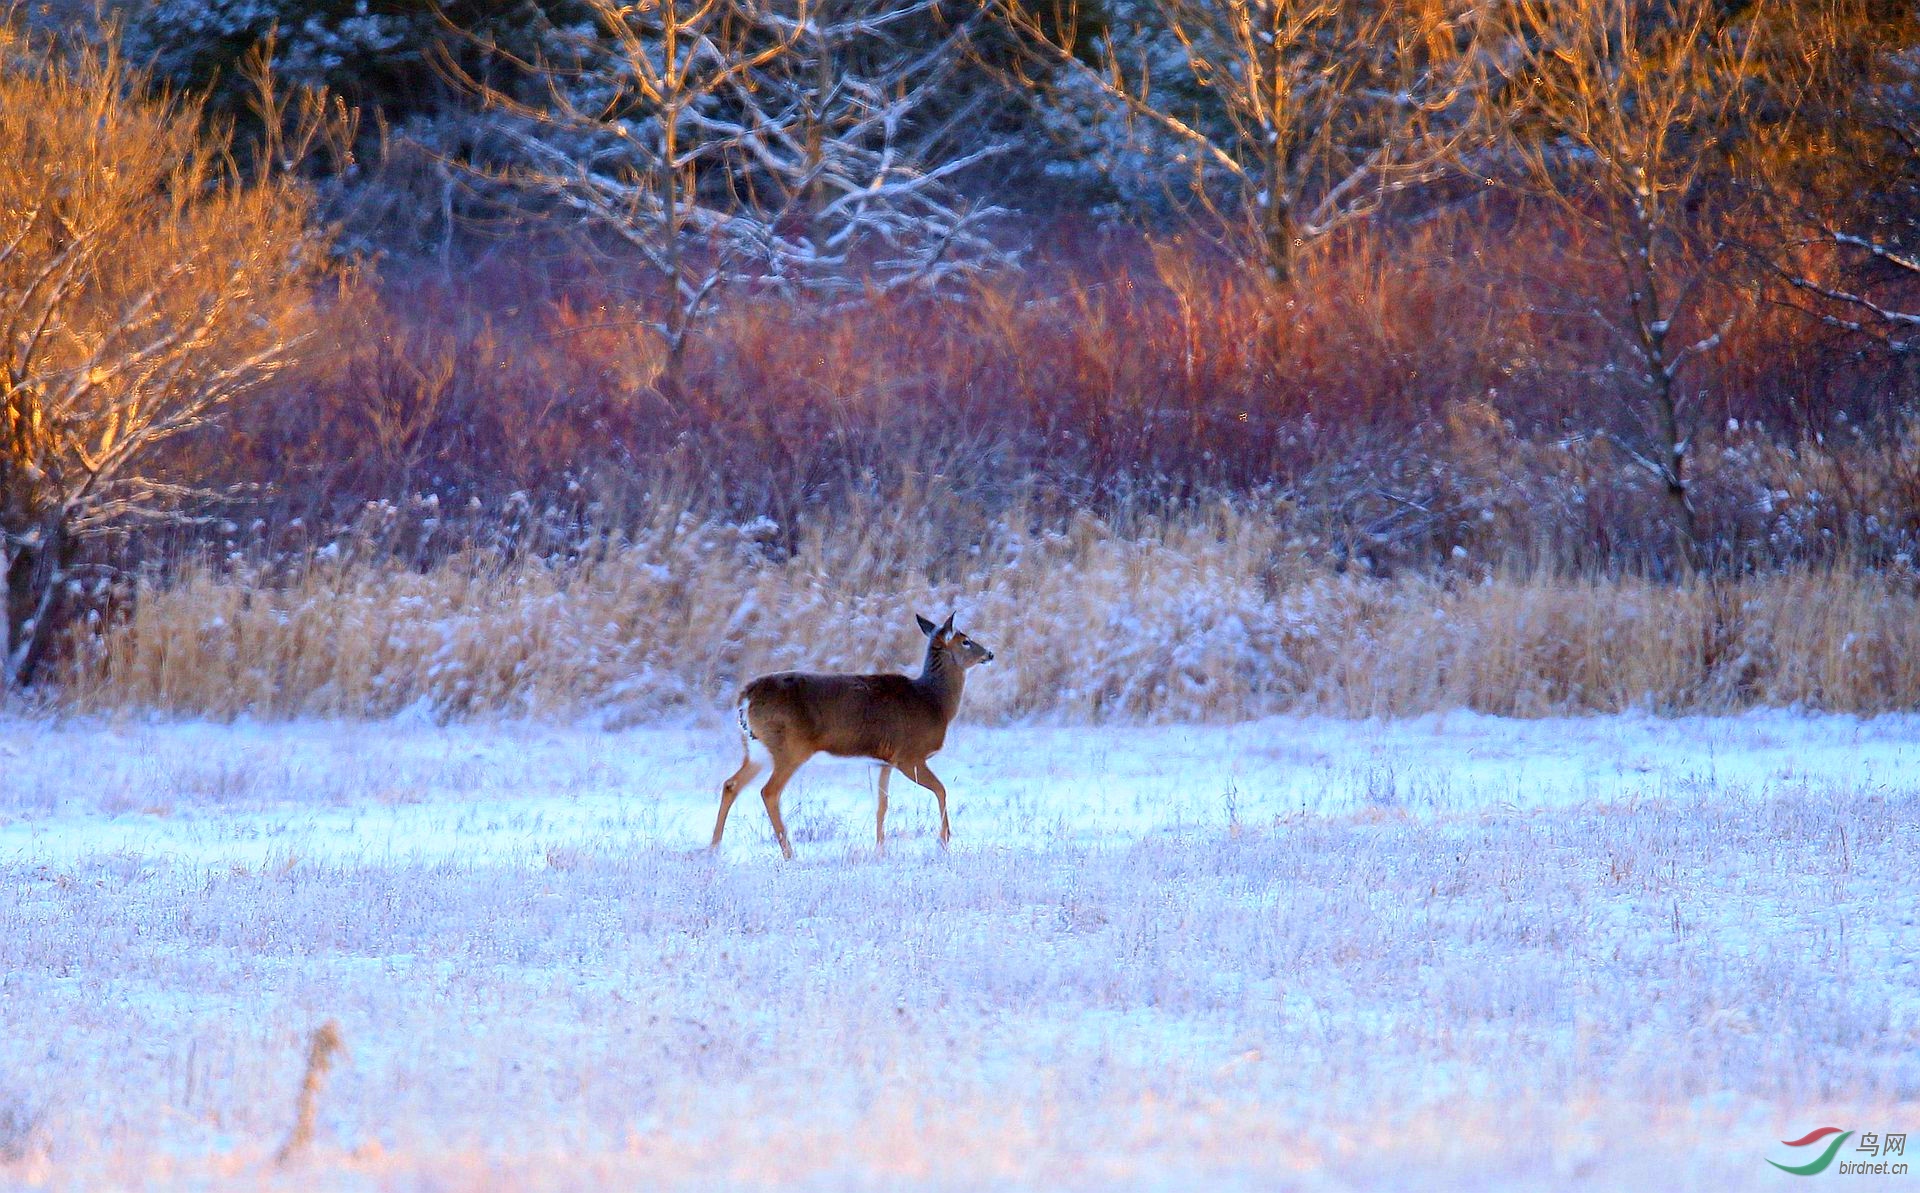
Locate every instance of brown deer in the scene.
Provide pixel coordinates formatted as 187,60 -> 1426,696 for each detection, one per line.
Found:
712,613 -> 994,858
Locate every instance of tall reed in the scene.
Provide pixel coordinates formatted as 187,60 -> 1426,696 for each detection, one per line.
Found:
63,503 -> 1920,722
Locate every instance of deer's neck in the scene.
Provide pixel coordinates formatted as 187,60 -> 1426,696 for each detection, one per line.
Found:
915,647 -> 966,721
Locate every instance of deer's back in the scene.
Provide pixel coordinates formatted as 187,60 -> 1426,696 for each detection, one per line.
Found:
743,671 -> 947,761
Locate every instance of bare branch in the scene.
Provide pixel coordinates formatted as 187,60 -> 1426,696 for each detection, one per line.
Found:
442,0 -> 1015,386
988,0 -> 1493,280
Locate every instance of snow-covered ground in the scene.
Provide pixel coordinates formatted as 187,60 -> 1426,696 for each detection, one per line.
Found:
2,711 -> 1917,1189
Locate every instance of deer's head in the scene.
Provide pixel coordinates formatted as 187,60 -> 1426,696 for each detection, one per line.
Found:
917,612 -> 994,667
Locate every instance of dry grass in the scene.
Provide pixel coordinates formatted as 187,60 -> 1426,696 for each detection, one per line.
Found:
60,501 -> 1920,721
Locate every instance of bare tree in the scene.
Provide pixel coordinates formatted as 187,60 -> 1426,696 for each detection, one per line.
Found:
445,0 -> 1014,395
990,0 -> 1494,282
1490,0 -> 1777,561
0,45 -> 329,687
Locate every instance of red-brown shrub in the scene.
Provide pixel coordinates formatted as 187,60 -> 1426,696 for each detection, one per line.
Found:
147,210 -> 1918,576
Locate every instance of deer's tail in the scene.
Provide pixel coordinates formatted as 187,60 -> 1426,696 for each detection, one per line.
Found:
736,689 -> 756,742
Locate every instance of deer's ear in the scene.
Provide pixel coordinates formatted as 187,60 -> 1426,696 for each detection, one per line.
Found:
916,614 -> 937,636
940,613 -> 956,634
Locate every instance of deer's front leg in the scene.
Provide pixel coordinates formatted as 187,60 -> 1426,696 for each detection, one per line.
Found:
905,761 -> 951,849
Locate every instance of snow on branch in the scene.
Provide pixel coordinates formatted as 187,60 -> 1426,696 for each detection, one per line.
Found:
446,0 -> 1017,379
987,0 -> 1495,282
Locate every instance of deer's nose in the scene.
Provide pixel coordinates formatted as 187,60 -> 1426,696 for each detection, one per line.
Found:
985,650 -> 995,662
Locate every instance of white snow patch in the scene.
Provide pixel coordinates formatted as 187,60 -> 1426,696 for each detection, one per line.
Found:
0,712 -> 1915,1190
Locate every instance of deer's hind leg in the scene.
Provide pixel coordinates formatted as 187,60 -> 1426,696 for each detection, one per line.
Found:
875,764 -> 892,850
758,747 -> 810,861
712,741 -> 765,851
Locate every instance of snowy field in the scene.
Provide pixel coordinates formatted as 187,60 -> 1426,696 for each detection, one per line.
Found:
2,711 -> 1918,1189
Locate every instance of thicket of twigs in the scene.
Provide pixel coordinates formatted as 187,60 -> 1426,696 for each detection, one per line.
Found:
161,215 -> 1920,574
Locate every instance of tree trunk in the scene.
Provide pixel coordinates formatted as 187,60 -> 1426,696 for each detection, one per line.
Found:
1664,469 -> 1698,573
1652,376 -> 1700,573
1259,189 -> 1296,286
1251,147 -> 1297,284
4,519 -> 73,689
4,535 -> 38,688
661,329 -> 689,402
660,82 -> 689,404
807,0 -> 835,243
1625,210 -> 1698,575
